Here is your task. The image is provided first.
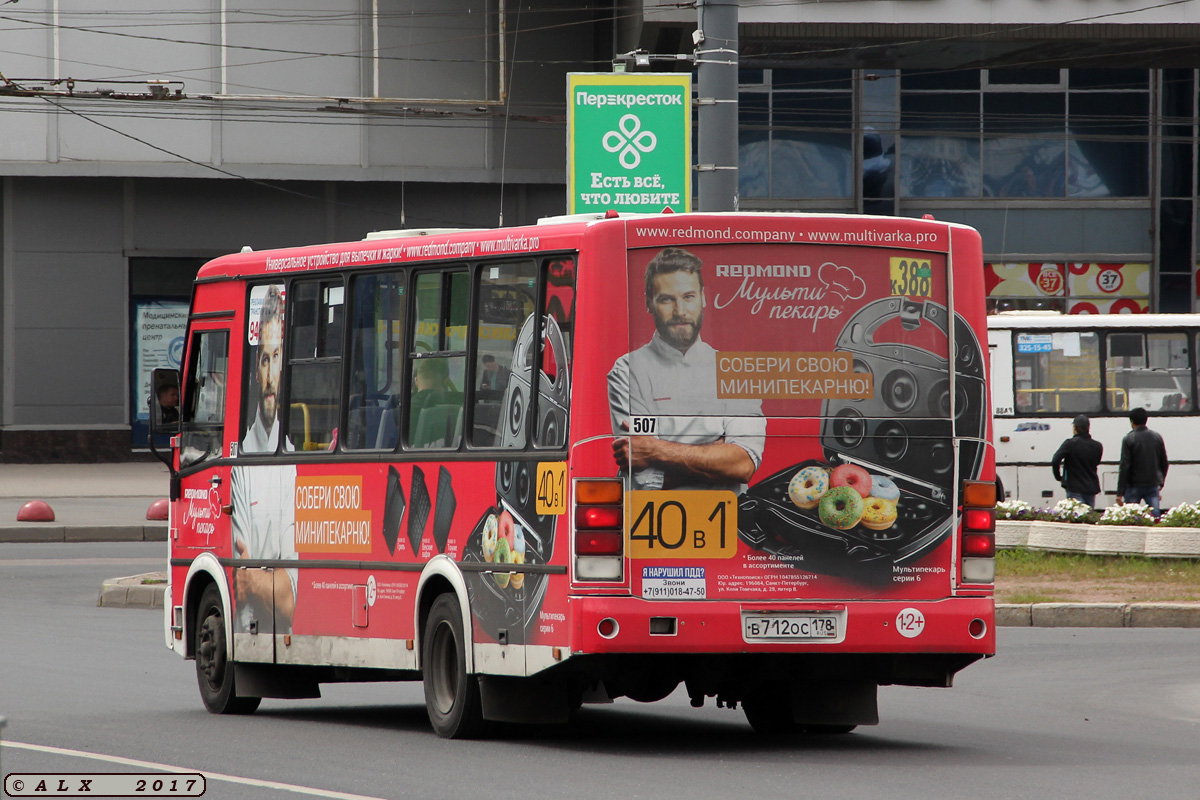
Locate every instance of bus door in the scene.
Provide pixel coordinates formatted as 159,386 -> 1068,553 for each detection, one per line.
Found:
176,324 -> 233,554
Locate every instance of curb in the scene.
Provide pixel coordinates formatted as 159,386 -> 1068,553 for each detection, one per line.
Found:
997,602 -> 1200,628
0,524 -> 167,544
99,572 -> 166,609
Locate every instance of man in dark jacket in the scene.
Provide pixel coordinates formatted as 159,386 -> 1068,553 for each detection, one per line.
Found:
1051,414 -> 1103,508
1116,407 -> 1169,516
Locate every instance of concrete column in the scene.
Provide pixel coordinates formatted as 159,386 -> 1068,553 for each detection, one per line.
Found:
696,0 -> 738,212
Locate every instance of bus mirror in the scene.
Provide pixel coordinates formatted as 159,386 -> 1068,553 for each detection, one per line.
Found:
151,368 -> 182,433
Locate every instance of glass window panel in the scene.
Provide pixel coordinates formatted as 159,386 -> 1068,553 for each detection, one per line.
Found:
1162,142 -> 1194,197
984,92 -> 1064,134
738,92 -> 770,199
1105,332 -> 1192,412
474,261 -> 537,447
987,69 -> 1062,86
771,68 -> 853,91
1160,273 -> 1193,314
902,93 -> 979,133
901,69 -> 979,92
180,331 -> 228,468
770,93 -> 853,198
1163,68 -> 1194,121
984,138 -> 1065,197
1068,93 -> 1149,197
1070,91 -> 1149,137
1013,331 -> 1101,414
287,278 -> 344,453
1160,200 -> 1194,273
773,92 -> 852,131
1069,69 -> 1149,90
412,273 -> 441,353
288,363 -> 341,452
408,356 -> 465,448
900,135 -> 981,197
447,271 -> 469,350
346,272 -> 405,451
739,68 -> 764,86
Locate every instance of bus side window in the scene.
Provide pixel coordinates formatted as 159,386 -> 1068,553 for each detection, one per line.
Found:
534,257 -> 574,448
407,270 -> 467,450
346,272 -> 405,450
1105,331 -> 1192,413
288,279 -> 344,452
181,330 -> 229,468
1013,329 -> 1100,414
473,261 -> 536,447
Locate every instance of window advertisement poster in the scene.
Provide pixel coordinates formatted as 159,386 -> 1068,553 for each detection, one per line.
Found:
567,73 -> 691,214
132,299 -> 188,434
985,261 -> 1150,313
609,230 -> 987,598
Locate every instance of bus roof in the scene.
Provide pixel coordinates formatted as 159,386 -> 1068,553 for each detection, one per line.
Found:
194,211 -> 974,281
988,312 -> 1200,330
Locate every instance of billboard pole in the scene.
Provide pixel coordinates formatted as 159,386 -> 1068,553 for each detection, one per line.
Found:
696,0 -> 739,213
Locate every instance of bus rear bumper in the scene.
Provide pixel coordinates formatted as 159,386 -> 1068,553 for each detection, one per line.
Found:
569,595 -> 995,656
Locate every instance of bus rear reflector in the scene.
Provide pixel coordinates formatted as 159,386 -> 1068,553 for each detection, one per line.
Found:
576,505 -> 622,530
962,480 -> 997,507
576,530 -> 623,555
963,532 -> 996,558
574,479 -> 625,582
577,479 -> 623,505
964,508 -> 996,532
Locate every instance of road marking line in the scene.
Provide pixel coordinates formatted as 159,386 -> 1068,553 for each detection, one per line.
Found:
0,558 -> 163,566
1,741 -> 390,800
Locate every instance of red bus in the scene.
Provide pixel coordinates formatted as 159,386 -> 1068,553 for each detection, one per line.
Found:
154,211 -> 997,738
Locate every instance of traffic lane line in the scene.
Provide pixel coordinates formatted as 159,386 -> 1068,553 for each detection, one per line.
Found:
0,558 -> 162,566
1,741 -> 390,800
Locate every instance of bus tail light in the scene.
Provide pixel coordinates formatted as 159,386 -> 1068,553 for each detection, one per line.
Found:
961,480 -> 997,585
575,479 -> 623,581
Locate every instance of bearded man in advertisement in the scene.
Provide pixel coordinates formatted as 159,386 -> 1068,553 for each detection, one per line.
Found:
608,247 -> 765,494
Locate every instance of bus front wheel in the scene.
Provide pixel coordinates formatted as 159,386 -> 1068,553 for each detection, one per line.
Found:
422,593 -> 488,739
195,583 -> 261,715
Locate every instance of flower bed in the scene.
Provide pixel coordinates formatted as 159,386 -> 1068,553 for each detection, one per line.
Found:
995,498 -> 1200,558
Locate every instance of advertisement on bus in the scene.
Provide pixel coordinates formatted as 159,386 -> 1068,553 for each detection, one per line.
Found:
608,230 -> 986,601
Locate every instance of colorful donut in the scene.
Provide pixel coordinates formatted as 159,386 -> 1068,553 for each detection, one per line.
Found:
818,486 -> 865,530
830,463 -> 873,498
870,476 -> 901,504
509,549 -> 526,590
788,465 -> 830,509
481,514 -> 499,562
861,497 -> 898,531
492,538 -> 512,588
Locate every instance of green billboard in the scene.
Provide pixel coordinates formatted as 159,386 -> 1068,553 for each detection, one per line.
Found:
567,73 -> 692,214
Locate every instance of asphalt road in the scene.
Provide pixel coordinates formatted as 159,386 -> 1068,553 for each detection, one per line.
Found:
3,541 -> 1200,800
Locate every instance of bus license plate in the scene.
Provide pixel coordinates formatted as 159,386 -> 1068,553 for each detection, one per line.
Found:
743,614 -> 839,641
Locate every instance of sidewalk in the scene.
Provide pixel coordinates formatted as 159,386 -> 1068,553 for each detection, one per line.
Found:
0,462 -> 170,543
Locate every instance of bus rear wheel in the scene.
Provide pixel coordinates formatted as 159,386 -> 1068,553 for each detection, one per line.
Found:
422,593 -> 488,739
742,684 -> 802,735
195,583 -> 260,715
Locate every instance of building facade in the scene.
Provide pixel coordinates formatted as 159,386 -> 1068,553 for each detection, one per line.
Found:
2,1 -> 1198,459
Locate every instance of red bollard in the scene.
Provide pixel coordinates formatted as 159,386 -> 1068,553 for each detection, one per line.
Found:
146,498 -> 169,521
17,500 -> 55,522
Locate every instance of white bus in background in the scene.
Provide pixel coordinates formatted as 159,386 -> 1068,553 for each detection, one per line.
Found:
989,312 -> 1198,509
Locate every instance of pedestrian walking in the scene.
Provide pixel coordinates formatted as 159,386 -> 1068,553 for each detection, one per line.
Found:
1051,414 -> 1103,508
1116,407 -> 1169,516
